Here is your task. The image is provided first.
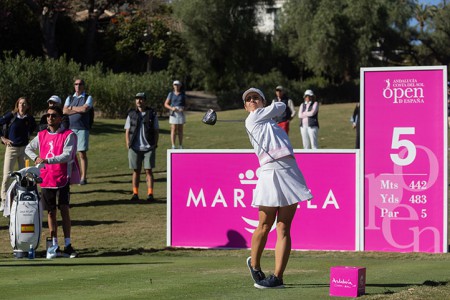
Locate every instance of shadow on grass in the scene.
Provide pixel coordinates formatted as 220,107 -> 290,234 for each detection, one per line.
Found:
71,177 -> 166,188
90,122 -> 124,135
81,247 -> 168,257
71,198 -> 166,207
284,283 -> 329,288
71,189 -> 130,195
0,260 -> 171,267
89,121 -> 168,136
361,281 -> 449,296
81,177 -> 166,186
284,280 -> 448,292
92,170 -> 166,180
43,220 -> 124,227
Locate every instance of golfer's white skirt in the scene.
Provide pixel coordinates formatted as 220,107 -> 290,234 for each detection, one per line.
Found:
169,111 -> 185,124
252,156 -> 313,207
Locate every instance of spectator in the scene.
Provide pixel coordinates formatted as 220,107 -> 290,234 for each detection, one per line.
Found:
39,95 -> 69,131
242,88 -> 312,289
352,103 -> 360,149
164,80 -> 186,149
298,89 -> 319,149
63,78 -> 93,185
25,106 -> 80,258
272,86 -> 296,134
124,93 -> 159,202
0,97 -> 36,212
447,82 -> 450,128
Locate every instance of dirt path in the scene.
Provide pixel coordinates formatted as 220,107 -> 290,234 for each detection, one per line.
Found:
186,91 -> 220,111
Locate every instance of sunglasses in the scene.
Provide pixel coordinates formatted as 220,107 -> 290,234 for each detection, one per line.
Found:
74,83 -> 84,86
46,113 -> 60,118
245,95 -> 261,102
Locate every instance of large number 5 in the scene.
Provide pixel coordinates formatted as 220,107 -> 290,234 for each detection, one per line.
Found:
390,127 -> 416,166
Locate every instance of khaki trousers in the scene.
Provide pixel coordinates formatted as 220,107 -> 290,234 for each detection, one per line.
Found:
1,146 -> 26,200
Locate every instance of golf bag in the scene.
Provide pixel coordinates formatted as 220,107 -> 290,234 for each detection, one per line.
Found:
7,166 -> 43,256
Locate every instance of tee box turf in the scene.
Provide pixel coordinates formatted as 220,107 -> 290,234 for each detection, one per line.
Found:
330,266 -> 366,298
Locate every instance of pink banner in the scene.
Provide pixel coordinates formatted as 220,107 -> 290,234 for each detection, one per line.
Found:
168,151 -> 360,251
362,67 -> 448,253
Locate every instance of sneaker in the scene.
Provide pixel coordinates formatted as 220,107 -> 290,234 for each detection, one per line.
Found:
79,179 -> 88,185
171,145 -> 176,149
46,245 -> 60,259
63,244 -> 78,258
130,194 -> 139,201
254,274 -> 284,289
179,145 -> 183,149
246,256 -> 266,283
146,194 -> 154,202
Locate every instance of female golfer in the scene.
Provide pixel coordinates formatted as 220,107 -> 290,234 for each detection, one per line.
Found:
243,88 -> 312,289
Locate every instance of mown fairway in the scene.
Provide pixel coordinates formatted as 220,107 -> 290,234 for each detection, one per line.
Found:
0,103 -> 449,299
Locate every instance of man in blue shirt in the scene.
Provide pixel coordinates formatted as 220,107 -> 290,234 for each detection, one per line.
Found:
63,78 -> 93,185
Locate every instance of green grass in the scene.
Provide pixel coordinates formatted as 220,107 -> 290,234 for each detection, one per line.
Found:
0,103 -> 449,299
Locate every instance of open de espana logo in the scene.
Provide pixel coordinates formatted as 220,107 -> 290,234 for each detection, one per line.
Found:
382,78 -> 425,104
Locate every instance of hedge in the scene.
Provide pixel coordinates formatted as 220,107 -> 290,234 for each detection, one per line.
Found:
0,52 -> 173,118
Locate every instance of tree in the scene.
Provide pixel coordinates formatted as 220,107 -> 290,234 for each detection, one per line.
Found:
414,3 -> 450,66
173,0 -> 272,91
413,2 -> 438,33
21,0 -> 70,59
113,1 -> 174,72
0,0 -> 43,58
279,0 -> 415,83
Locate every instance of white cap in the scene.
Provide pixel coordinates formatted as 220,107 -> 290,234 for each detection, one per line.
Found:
47,95 -> 61,104
242,88 -> 266,103
303,89 -> 314,98
173,80 -> 182,86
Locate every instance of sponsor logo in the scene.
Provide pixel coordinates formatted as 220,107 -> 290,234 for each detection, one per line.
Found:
382,78 -> 425,104
331,277 -> 356,288
238,169 -> 259,185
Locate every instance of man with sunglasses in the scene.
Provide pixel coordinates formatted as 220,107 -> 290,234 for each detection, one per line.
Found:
63,78 -> 93,185
38,95 -> 69,131
25,106 -> 80,258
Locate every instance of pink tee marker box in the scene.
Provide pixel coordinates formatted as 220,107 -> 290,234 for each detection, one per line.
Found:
330,266 -> 366,298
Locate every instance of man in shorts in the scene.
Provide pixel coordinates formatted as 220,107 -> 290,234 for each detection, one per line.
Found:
25,106 -> 80,258
124,92 -> 159,201
63,78 -> 93,185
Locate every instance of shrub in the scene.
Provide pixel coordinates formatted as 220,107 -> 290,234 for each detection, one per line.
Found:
0,52 -> 80,114
0,52 -> 172,118
83,69 -> 171,118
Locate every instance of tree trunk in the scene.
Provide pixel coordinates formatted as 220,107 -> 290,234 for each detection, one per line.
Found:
85,0 -> 98,65
41,9 -> 59,58
24,1 -> 59,59
146,54 -> 153,72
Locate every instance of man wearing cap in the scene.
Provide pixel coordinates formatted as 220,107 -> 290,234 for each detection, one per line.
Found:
298,89 -> 319,149
124,92 -> 159,202
272,86 -> 296,134
63,78 -> 93,185
39,95 -> 69,131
